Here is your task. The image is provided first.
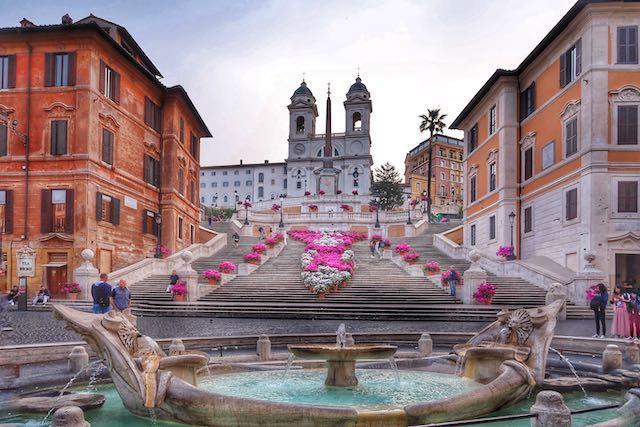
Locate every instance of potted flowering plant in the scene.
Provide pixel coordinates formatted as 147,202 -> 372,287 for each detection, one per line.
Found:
242,201 -> 252,209
319,190 -> 326,196
370,234 -> 383,242
473,282 -> 497,305
496,245 -> 516,261
304,191 -> 311,196
352,189 -> 359,195
368,204 -> 378,212
244,252 -> 262,264
403,252 -> 420,264
336,190 -> 343,195
251,243 -> 268,254
423,261 -> 440,275
394,243 -> 412,254
172,281 -> 187,301
308,204 -> 319,212
62,283 -> 81,300
265,236 -> 279,248
340,204 -> 351,212
218,261 -> 236,274
203,269 -> 222,285
159,245 -> 171,258
271,204 -> 281,212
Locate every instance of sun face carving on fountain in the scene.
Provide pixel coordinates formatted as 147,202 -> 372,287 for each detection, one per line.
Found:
498,309 -> 534,346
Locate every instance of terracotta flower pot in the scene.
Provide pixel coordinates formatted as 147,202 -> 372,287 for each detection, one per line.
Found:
248,260 -> 258,265
484,298 -> 493,305
68,293 -> 78,300
174,294 -> 185,302
427,271 -> 435,276
207,278 -> 219,285
318,293 -> 325,299
341,280 -> 347,287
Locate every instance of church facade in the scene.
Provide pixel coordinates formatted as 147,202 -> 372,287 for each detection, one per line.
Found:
200,78 -> 374,207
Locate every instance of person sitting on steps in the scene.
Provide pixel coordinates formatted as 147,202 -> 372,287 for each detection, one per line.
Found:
32,285 -> 51,306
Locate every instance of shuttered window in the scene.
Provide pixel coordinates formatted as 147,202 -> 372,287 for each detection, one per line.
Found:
470,224 -> 476,246
144,97 -> 161,132
0,55 -> 16,89
143,154 -> 160,187
489,105 -> 497,135
0,123 -> 7,157
99,60 -> 120,103
489,162 -> 497,192
524,147 -> 533,180
618,181 -> 638,213
178,168 -> 185,194
44,52 -> 76,87
618,105 -> 638,145
142,209 -> 159,235
468,124 -> 478,153
470,176 -> 477,202
618,26 -> 639,64
0,190 -> 13,233
520,83 -> 536,120
489,215 -> 496,240
565,188 -> 578,221
102,128 -> 114,165
524,206 -> 533,233
50,120 -> 68,155
565,117 -> 578,157
96,192 -> 121,225
42,189 -> 74,233
190,132 -> 198,158
189,179 -> 195,203
178,217 -> 184,240
179,118 -> 185,143
560,39 -> 581,88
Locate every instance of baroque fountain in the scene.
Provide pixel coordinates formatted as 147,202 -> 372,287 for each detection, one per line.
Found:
1,301 -> 634,426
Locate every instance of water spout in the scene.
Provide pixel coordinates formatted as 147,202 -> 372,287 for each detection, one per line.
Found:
283,353 -> 295,381
388,356 -> 400,382
336,323 -> 347,349
549,347 -> 587,396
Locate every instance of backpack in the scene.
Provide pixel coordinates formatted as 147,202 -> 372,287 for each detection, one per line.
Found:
590,295 -> 600,311
93,282 -> 111,307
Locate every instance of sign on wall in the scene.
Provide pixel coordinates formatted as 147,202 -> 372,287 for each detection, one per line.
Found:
16,245 -> 36,277
124,196 -> 138,209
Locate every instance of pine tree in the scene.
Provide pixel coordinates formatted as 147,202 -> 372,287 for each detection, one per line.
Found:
370,162 -> 405,210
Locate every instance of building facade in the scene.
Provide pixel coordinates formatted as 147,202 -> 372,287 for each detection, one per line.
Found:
404,134 -> 464,215
0,15 -> 211,295
451,0 -> 640,286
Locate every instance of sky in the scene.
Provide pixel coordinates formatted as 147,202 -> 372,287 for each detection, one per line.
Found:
1,0 -> 577,174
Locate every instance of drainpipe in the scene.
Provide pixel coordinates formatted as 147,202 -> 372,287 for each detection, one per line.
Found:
157,100 -> 164,256
516,78 -> 522,260
23,41 -> 32,241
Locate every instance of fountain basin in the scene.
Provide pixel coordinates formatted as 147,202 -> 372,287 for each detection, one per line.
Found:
288,344 -> 397,387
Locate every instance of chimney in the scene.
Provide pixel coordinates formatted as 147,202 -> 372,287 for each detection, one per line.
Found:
20,18 -> 35,28
61,14 -> 73,25
264,160 -> 269,164
239,159 -> 243,165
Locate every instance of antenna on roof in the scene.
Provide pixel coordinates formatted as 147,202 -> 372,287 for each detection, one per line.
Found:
357,66 -> 360,78
302,71 -> 306,83
327,82 -> 331,97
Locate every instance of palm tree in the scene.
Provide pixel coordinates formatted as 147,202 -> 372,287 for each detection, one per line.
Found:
418,108 -> 447,221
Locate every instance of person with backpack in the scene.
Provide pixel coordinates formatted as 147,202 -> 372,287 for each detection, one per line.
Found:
590,283 -> 608,338
232,232 -> 240,247
91,273 -> 113,314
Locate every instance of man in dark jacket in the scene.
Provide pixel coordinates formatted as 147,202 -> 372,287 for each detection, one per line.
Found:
91,273 -> 112,314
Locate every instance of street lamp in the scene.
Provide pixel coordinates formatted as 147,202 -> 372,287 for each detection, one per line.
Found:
508,211 -> 516,247
234,190 -> 239,214
374,196 -> 380,229
244,196 -> 250,225
278,195 -> 284,228
352,169 -> 359,192
213,192 -> 218,207
154,213 -> 162,258
421,190 -> 427,214
406,195 -> 412,225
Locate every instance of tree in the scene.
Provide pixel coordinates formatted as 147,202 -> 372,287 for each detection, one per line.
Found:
418,108 -> 447,220
370,162 -> 405,211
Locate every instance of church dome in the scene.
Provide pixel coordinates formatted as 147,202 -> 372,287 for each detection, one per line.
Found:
347,77 -> 368,94
293,81 -> 313,97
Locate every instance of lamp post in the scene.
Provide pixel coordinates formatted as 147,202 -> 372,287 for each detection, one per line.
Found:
374,196 -> 380,229
278,195 -> 284,228
244,196 -> 250,225
234,190 -> 239,214
213,192 -> 218,207
508,211 -> 516,260
421,190 -> 427,214
154,214 -> 162,258
352,169 -> 359,193
406,195 -> 412,225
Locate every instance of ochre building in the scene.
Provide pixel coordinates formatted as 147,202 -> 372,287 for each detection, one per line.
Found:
0,15 -> 211,296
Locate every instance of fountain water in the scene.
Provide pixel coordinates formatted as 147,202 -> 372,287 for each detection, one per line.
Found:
336,323 -> 347,348
283,354 -> 295,380
388,356 -> 400,382
549,347 -> 587,396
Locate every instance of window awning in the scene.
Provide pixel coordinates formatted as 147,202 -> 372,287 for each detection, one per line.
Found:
40,262 -> 67,268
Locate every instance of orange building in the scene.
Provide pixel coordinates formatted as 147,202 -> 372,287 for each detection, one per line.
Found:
451,0 -> 640,285
404,134 -> 464,215
0,15 -> 211,296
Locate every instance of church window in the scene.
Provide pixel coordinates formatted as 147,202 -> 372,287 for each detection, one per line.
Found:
316,147 -> 340,157
352,112 -> 362,131
296,116 -> 305,133
271,179 -> 275,185
353,179 -> 359,187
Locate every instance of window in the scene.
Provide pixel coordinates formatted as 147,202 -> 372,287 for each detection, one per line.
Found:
542,142 -> 555,169
222,171 -> 227,176
246,169 -> 251,175
144,97 -> 161,132
189,133 -> 198,158
96,192 -> 120,225
143,210 -> 159,235
99,61 -> 120,103
296,116 -> 305,133
489,105 -> 497,134
41,189 -> 73,234
524,206 -> 533,233
520,83 -> 536,120
440,172 -> 445,180
565,188 -> 578,221
101,128 -> 114,165
0,123 -> 7,157
451,173 -> 455,181
352,112 -> 362,131
190,224 -> 195,244
179,118 -> 184,144
470,224 -> 476,246
440,185 -> 446,196
258,186 -> 264,198
0,55 -> 16,89
316,147 -> 340,157
234,181 -> 241,187
211,182 -> 217,188
212,171 -> 216,176
354,179 -> 359,187
189,180 -> 195,203
489,215 -> 496,240
489,162 -> 497,191
470,176 -> 477,202
143,155 -> 160,187
296,181 -> 302,189
524,147 -> 533,180
439,149 -> 445,156
50,120 -> 68,155
258,173 -> 264,183
560,39 -> 582,88
416,182 -> 421,191
618,26 -> 638,64
45,52 -> 76,87
178,217 -> 183,240
178,168 -> 185,194
284,178 -> 287,189
618,181 -> 638,213
565,117 -> 578,157
0,190 -> 12,233
440,160 -> 445,167
200,183 -> 205,188
618,105 -> 638,145
201,196 -> 205,203
223,195 -> 228,203
468,124 -> 478,152
246,180 -> 252,186
271,179 -> 275,185
222,182 -> 229,187
234,170 -> 239,175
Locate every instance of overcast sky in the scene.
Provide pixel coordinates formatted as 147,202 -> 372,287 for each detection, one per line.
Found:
3,0 -> 576,173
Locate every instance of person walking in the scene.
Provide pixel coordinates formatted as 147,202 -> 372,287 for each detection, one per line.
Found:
629,285 -> 640,341
612,285 -> 631,339
111,279 -> 132,318
91,273 -> 112,314
369,238 -> 376,258
591,283 -> 608,338
31,285 -> 50,306
166,270 -> 179,293
232,232 -> 240,247
445,265 -> 459,298
258,226 -> 265,241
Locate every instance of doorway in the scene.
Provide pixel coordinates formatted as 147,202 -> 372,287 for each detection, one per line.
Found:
47,265 -> 68,298
615,253 -> 640,287
99,249 -> 113,275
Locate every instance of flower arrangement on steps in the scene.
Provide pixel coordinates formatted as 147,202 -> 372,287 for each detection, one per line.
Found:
251,243 -> 268,254
304,191 -> 311,196
202,269 -> 222,285
289,229 -> 366,298
394,243 -> 413,255
271,204 -> 281,212
244,252 -> 262,265
352,190 -> 358,195
172,281 -> 187,302
473,282 -> 496,305
265,232 -> 284,248
496,245 -> 516,260
403,252 -> 420,264
308,204 -> 319,212
340,204 -> 351,212
62,283 -> 81,300
218,261 -> 236,274
423,261 -> 440,275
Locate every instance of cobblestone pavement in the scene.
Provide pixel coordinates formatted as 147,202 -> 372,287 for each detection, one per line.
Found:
0,311 -> 602,346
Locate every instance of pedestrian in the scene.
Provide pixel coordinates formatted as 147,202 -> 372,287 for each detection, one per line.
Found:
369,239 -> 376,258
232,232 -> 240,247
590,283 -> 608,338
445,265 -> 459,298
166,270 -> 179,293
111,279 -> 132,318
258,226 -> 265,241
31,285 -> 50,306
612,285 -> 631,339
629,285 -> 640,341
208,216 -> 212,226
91,273 -> 112,314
